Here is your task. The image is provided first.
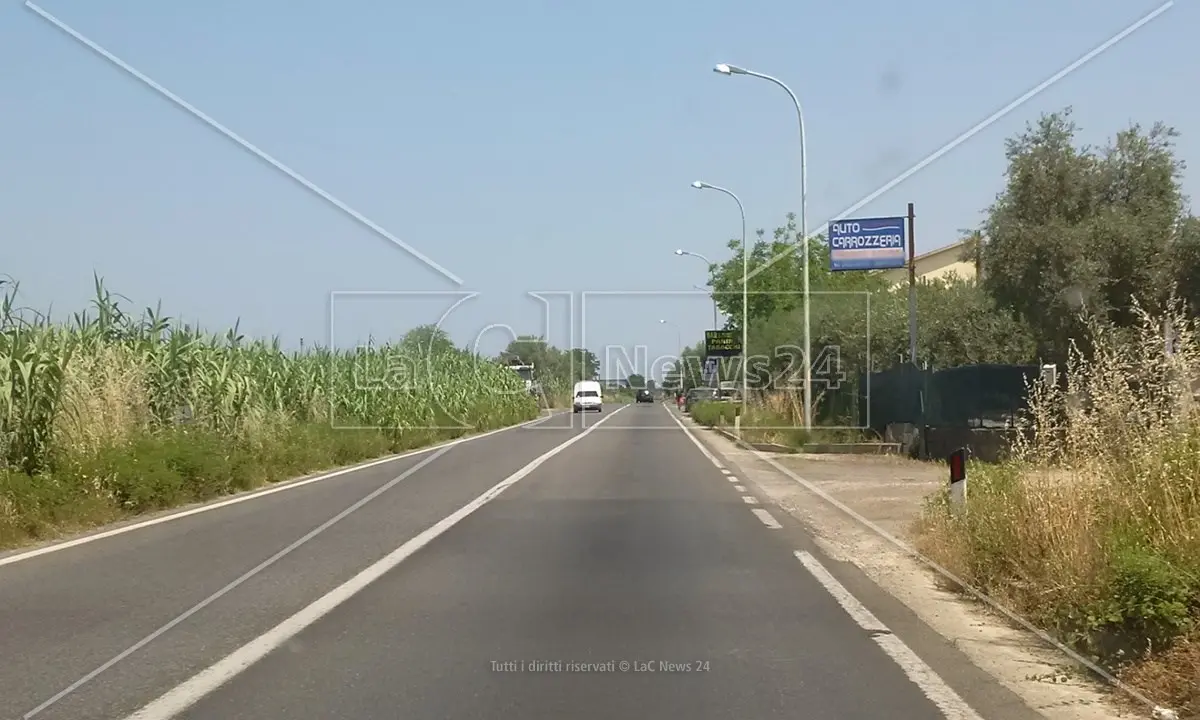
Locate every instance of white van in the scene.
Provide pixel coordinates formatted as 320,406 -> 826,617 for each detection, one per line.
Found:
572,380 -> 603,413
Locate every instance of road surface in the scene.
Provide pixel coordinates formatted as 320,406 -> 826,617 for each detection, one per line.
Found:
0,404 -> 1036,720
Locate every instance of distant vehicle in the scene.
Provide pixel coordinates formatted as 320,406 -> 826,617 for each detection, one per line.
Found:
683,387 -> 718,414
572,380 -> 603,413
635,389 -> 653,403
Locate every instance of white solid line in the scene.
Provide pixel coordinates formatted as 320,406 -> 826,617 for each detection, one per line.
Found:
525,409 -> 560,428
793,550 -> 889,632
741,495 -> 759,505
22,1 -> 464,286
733,484 -> 746,491
751,509 -> 782,529
794,551 -> 984,720
0,412 -> 564,569
23,446 -> 450,719
666,408 -> 725,469
122,406 -> 626,720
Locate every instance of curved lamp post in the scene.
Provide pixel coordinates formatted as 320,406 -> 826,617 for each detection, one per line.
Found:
691,181 -> 747,406
713,61 -> 811,429
675,248 -> 720,328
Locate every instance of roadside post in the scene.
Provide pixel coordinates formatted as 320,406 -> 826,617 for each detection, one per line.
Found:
948,447 -> 967,512
828,212 -> 913,434
906,203 -> 917,365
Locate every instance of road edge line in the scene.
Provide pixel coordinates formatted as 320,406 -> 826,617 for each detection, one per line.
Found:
794,550 -> 984,720
0,410 -> 567,568
665,406 -> 724,469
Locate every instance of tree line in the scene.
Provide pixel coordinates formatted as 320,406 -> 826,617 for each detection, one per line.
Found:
664,107 -> 1200,395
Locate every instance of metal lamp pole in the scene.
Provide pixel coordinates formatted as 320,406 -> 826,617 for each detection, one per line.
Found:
713,62 -> 810,429
690,181 -> 746,405
675,248 -> 720,328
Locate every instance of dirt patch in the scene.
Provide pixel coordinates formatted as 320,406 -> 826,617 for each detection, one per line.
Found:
694,424 -> 1150,720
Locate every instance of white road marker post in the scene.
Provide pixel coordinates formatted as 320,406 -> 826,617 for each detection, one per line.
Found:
948,447 -> 967,513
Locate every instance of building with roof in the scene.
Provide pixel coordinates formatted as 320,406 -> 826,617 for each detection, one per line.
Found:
880,239 -> 978,287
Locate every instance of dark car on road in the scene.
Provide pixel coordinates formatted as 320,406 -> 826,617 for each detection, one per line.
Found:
635,389 -> 654,403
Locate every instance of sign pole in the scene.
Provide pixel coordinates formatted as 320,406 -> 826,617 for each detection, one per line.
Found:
907,203 -> 917,366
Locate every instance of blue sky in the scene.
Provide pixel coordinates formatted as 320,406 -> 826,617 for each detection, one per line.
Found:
3,0 -> 1196,380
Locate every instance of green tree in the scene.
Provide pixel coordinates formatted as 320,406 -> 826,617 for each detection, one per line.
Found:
708,214 -> 878,330
498,336 -> 553,368
498,336 -> 597,381
399,324 -> 455,356
1167,215 -> 1200,314
956,227 -> 986,280
910,276 -> 1037,367
662,345 -> 706,392
566,348 -> 600,382
981,107 -> 1192,362
662,361 -> 682,391
626,373 -> 646,388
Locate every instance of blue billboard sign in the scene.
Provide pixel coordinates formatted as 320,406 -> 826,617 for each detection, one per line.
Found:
828,216 -> 907,271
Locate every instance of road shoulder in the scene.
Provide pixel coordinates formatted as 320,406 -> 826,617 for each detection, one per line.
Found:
0,409 -> 570,565
678,410 -> 1135,720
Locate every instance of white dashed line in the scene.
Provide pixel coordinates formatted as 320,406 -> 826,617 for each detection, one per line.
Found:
741,496 -> 759,505
727,477 -> 738,483
795,551 -> 984,720
720,468 -> 732,475
733,485 -> 746,492
750,509 -> 782,529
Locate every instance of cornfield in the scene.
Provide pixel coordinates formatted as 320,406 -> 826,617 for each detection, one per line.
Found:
0,276 -> 540,544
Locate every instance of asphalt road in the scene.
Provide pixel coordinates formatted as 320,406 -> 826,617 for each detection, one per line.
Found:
0,403 -> 1024,720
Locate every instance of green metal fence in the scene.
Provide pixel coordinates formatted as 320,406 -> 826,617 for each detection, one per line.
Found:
851,363 -> 1043,432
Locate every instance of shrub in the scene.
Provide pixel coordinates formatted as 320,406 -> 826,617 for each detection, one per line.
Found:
914,302 -> 1200,714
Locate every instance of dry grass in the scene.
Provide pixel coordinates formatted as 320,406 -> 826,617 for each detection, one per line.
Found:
688,390 -> 866,447
915,302 -> 1200,715
53,343 -> 150,458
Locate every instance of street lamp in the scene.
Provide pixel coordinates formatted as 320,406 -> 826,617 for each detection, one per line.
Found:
712,61 -> 811,430
659,318 -> 683,390
691,181 -> 747,406
675,248 -> 720,328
